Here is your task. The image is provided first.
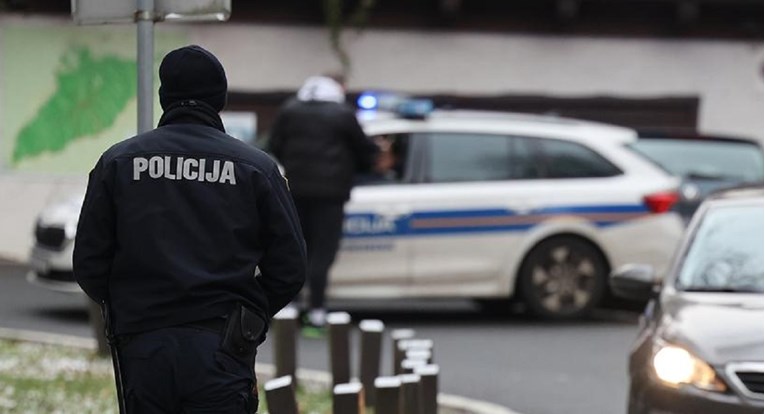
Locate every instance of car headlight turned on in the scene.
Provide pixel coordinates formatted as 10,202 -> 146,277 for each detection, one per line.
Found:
652,342 -> 727,392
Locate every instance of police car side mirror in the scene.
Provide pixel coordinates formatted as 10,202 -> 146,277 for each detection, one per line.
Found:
609,264 -> 660,301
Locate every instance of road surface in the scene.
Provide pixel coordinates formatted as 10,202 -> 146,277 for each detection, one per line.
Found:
0,263 -> 641,414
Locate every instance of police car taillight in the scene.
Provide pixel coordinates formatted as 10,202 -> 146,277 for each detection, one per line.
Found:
644,191 -> 679,214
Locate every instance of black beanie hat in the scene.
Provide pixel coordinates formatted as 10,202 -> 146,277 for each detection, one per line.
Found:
158,45 -> 227,112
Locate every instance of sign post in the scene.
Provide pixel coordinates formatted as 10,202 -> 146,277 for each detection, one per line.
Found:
71,0 -> 231,133
136,0 -> 155,133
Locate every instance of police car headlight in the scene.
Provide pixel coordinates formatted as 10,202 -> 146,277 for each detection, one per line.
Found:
652,342 -> 726,392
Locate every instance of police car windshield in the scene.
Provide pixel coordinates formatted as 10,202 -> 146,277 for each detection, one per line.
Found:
676,204 -> 764,293
630,139 -> 764,182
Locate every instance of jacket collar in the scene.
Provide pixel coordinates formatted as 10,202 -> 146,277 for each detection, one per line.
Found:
157,100 -> 226,133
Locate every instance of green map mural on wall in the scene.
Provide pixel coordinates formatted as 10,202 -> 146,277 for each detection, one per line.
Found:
12,49 -> 136,163
1,24 -> 187,174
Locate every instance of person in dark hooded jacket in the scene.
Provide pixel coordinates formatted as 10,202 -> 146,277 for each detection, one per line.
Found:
74,45 -> 305,413
268,75 -> 378,334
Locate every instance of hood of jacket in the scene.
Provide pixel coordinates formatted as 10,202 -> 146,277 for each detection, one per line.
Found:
297,76 -> 345,103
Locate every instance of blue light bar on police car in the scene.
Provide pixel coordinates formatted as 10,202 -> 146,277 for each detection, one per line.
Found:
356,92 -> 434,118
357,94 -> 378,110
396,99 -> 434,119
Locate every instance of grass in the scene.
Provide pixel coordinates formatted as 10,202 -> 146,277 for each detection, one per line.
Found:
0,339 -> 116,413
0,339 -> 332,414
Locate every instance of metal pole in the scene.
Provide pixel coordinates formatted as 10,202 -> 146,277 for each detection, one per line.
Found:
359,320 -> 384,406
136,0 -> 155,133
328,312 -> 352,385
273,307 -> 299,384
264,376 -> 299,414
333,382 -> 365,414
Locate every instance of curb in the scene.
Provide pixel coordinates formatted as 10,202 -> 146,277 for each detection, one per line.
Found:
0,328 -> 522,414
0,327 -> 97,349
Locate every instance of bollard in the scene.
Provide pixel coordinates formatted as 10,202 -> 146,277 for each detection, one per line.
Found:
359,319 -> 384,406
333,382 -> 365,414
398,339 -> 434,353
398,339 -> 434,358
374,376 -> 402,414
414,364 -> 440,414
264,376 -> 298,414
391,329 -> 415,375
399,373 -> 422,414
272,307 -> 299,383
328,312 -> 352,385
87,299 -> 109,356
400,358 -> 428,374
405,348 -> 432,364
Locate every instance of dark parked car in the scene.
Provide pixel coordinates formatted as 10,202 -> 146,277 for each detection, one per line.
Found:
630,135 -> 763,222
611,187 -> 763,414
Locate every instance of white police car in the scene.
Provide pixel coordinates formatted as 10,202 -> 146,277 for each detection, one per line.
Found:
331,101 -> 684,319
28,104 -> 684,319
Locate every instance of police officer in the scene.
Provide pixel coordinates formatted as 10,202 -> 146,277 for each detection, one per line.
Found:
73,45 -> 306,413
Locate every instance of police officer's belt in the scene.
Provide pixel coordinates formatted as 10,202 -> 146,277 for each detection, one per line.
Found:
185,317 -> 227,333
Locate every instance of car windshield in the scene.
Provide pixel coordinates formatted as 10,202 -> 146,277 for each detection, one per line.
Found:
630,139 -> 764,182
676,203 -> 764,293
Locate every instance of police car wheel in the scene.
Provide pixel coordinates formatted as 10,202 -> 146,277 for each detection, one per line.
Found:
518,237 -> 607,320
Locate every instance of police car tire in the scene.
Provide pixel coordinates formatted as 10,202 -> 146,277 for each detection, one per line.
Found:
518,236 -> 607,320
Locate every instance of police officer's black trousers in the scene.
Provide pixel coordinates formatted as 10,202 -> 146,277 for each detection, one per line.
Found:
117,326 -> 257,413
293,196 -> 345,310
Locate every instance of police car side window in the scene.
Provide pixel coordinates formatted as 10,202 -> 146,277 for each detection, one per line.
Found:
538,139 -> 622,178
509,137 -> 543,180
427,133 -> 516,183
355,134 -> 411,185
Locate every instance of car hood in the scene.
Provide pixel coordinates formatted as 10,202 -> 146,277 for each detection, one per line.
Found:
658,292 -> 764,365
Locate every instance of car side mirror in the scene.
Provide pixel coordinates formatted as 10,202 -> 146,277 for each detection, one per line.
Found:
609,264 -> 660,301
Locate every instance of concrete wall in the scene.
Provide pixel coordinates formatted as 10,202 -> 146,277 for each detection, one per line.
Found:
0,16 -> 761,261
196,24 -> 763,141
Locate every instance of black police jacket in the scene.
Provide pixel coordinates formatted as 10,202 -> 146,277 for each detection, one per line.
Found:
73,102 -> 306,335
268,99 -> 378,200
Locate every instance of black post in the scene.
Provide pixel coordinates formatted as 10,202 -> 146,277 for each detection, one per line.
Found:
391,329 -> 415,375
359,319 -> 384,406
374,376 -> 401,414
87,298 -> 109,356
333,382 -> 365,414
264,376 -> 299,414
400,358 -> 427,374
328,312 -> 352,385
272,307 -> 299,383
400,374 -> 422,414
415,365 -> 439,414
405,348 -> 432,364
